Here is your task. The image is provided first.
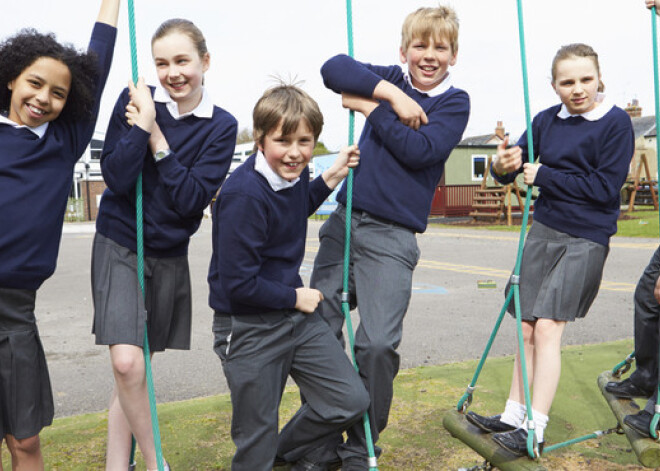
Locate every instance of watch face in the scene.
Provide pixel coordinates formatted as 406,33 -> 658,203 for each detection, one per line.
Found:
154,150 -> 170,161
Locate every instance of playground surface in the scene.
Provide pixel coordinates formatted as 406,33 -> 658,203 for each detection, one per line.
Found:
44,219 -> 654,418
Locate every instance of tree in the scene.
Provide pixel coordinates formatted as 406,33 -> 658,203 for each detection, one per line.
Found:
236,127 -> 253,144
313,140 -> 331,156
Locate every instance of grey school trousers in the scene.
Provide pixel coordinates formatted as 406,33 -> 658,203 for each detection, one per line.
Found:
310,204 -> 420,463
213,309 -> 369,471
631,245 -> 660,397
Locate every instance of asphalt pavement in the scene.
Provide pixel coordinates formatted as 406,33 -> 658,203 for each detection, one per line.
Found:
40,219 -> 654,418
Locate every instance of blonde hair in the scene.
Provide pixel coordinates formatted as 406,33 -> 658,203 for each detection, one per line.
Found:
401,5 -> 459,54
551,43 -> 604,92
252,85 -> 324,153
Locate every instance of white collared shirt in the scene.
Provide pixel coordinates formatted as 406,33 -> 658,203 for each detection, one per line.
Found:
557,93 -> 613,121
402,66 -> 453,97
153,86 -> 214,120
0,114 -> 48,138
254,150 -> 300,191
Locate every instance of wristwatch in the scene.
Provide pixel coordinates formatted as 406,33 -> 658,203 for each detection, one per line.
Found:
153,149 -> 172,163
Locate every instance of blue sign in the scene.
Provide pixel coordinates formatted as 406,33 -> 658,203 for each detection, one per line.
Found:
313,153 -> 341,215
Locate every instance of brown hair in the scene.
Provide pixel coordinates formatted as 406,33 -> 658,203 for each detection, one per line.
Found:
151,18 -> 208,58
551,43 -> 604,92
252,85 -> 324,152
401,5 -> 459,55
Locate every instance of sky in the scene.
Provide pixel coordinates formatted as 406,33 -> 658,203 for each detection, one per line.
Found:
0,0 -> 657,151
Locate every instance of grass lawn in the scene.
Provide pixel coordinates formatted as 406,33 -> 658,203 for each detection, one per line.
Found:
3,339 -> 654,470
433,209 -> 660,239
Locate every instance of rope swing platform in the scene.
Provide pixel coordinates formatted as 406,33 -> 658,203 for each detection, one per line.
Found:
597,372 -> 660,468
443,410 -> 547,471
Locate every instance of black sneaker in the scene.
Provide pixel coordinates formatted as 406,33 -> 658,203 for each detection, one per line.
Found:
290,457 -> 342,471
492,428 -> 544,457
342,456 -> 369,471
624,410 -> 657,438
466,411 -> 516,433
605,379 -> 653,399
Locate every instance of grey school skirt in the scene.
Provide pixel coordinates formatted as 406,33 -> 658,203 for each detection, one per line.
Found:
0,288 -> 54,439
91,233 -> 192,352
506,222 -> 609,322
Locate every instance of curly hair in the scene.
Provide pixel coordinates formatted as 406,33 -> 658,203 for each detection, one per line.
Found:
0,29 -> 99,121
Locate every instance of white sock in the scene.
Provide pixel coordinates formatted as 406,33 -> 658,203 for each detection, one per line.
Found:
500,399 -> 526,427
527,409 -> 549,443
148,462 -> 170,471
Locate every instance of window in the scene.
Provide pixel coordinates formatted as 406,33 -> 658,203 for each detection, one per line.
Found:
472,154 -> 487,181
90,138 -> 104,161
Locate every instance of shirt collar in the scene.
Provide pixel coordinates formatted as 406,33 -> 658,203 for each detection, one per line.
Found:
0,114 -> 48,138
402,66 -> 453,97
153,86 -> 214,120
557,93 -> 613,121
254,150 -> 300,191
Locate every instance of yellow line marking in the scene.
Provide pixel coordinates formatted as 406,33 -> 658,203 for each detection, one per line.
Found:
305,248 -> 636,292
420,231 -> 659,249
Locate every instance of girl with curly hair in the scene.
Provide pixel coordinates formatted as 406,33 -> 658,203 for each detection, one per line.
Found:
0,1 -> 119,469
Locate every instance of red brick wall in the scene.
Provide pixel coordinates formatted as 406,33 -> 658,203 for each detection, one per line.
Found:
81,179 -> 107,221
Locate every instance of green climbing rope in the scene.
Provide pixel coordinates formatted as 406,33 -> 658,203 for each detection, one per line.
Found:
341,0 -> 378,469
127,1 -> 165,469
456,0 -> 537,459
511,0 -> 537,457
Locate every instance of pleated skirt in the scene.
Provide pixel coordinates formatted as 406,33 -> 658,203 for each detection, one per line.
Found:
91,233 -> 192,352
0,288 -> 53,439
506,222 -> 608,322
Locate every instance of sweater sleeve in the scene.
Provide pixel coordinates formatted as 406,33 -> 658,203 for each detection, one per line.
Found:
366,90 -> 470,170
307,176 -> 333,216
99,89 -> 149,196
155,113 -> 237,218
533,119 -> 635,205
321,54 -> 399,97
72,22 -> 117,161
217,192 -> 297,310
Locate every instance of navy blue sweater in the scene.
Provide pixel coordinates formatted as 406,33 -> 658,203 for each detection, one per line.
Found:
0,23 -> 116,290
495,104 -> 634,246
208,154 -> 332,315
96,87 -> 237,257
321,54 -> 470,233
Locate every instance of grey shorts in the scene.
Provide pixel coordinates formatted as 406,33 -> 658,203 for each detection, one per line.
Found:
506,222 -> 608,322
0,288 -> 53,439
91,233 -> 192,352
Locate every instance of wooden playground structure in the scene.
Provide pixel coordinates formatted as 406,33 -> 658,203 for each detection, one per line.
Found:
625,153 -> 659,213
470,156 -> 525,226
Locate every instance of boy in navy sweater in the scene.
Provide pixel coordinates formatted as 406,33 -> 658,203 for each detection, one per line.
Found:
208,85 -> 368,471
310,5 -> 469,468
